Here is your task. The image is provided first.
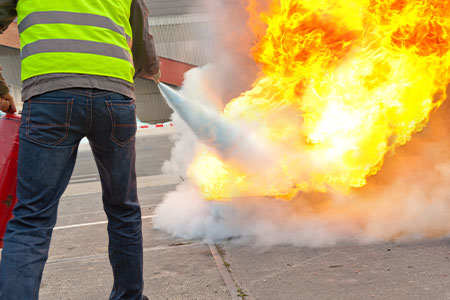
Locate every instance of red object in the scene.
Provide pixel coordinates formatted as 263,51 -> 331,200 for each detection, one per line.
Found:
0,114 -> 21,248
141,57 -> 196,87
159,57 -> 196,87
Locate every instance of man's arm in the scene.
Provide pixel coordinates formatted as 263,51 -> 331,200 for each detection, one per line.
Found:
0,67 -> 8,95
0,67 -> 15,113
0,0 -> 17,92
0,0 -> 17,33
0,0 -> 16,112
130,0 -> 160,82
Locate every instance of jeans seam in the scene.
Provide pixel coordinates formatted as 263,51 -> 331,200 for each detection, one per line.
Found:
87,98 -> 93,136
106,102 -> 136,106
92,92 -> 118,98
30,124 -> 68,127
85,97 -> 89,135
27,101 -> 69,104
52,90 -> 115,98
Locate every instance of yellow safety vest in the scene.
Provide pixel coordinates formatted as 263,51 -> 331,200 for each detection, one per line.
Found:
17,0 -> 134,83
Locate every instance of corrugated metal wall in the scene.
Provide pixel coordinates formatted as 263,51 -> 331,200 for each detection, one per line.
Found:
0,46 -> 20,86
0,46 -> 22,111
149,14 -> 214,66
147,0 -> 207,17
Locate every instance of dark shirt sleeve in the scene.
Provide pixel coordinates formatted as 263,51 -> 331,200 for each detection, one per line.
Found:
0,0 -> 16,94
130,0 -> 160,78
0,0 -> 17,33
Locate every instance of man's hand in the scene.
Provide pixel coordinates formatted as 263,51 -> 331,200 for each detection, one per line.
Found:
0,92 -> 16,113
151,70 -> 161,84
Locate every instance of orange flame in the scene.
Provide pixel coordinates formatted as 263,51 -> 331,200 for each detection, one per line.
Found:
189,0 -> 450,200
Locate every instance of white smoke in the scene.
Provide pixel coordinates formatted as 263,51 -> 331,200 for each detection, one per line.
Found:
153,1 -> 450,247
156,118 -> 450,247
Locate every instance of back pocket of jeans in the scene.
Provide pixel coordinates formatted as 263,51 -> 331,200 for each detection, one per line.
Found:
25,99 -> 73,145
106,100 -> 137,146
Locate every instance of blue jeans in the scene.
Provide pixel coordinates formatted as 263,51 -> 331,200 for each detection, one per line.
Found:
0,89 -> 143,300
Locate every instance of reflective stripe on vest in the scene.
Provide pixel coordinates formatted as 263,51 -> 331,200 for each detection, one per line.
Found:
21,39 -> 132,62
17,0 -> 134,83
18,11 -> 132,46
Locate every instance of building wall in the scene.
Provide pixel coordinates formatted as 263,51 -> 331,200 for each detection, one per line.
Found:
145,0 -> 214,68
0,46 -> 20,86
146,0 -> 207,17
149,14 -> 214,66
0,46 -> 22,110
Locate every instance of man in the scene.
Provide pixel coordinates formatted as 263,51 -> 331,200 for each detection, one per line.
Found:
0,0 -> 160,299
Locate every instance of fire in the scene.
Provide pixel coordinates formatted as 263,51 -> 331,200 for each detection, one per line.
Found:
188,0 -> 450,200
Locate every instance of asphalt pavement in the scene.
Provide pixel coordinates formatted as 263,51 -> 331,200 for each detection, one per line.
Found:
2,128 -> 450,300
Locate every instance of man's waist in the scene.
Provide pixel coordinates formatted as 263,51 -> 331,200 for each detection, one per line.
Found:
21,73 -> 135,101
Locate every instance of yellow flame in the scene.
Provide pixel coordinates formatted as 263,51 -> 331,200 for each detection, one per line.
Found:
189,0 -> 450,200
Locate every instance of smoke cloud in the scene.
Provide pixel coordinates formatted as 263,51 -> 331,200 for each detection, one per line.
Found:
154,1 -> 450,247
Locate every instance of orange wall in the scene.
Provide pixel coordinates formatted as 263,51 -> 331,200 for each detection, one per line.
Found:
0,22 -> 20,49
